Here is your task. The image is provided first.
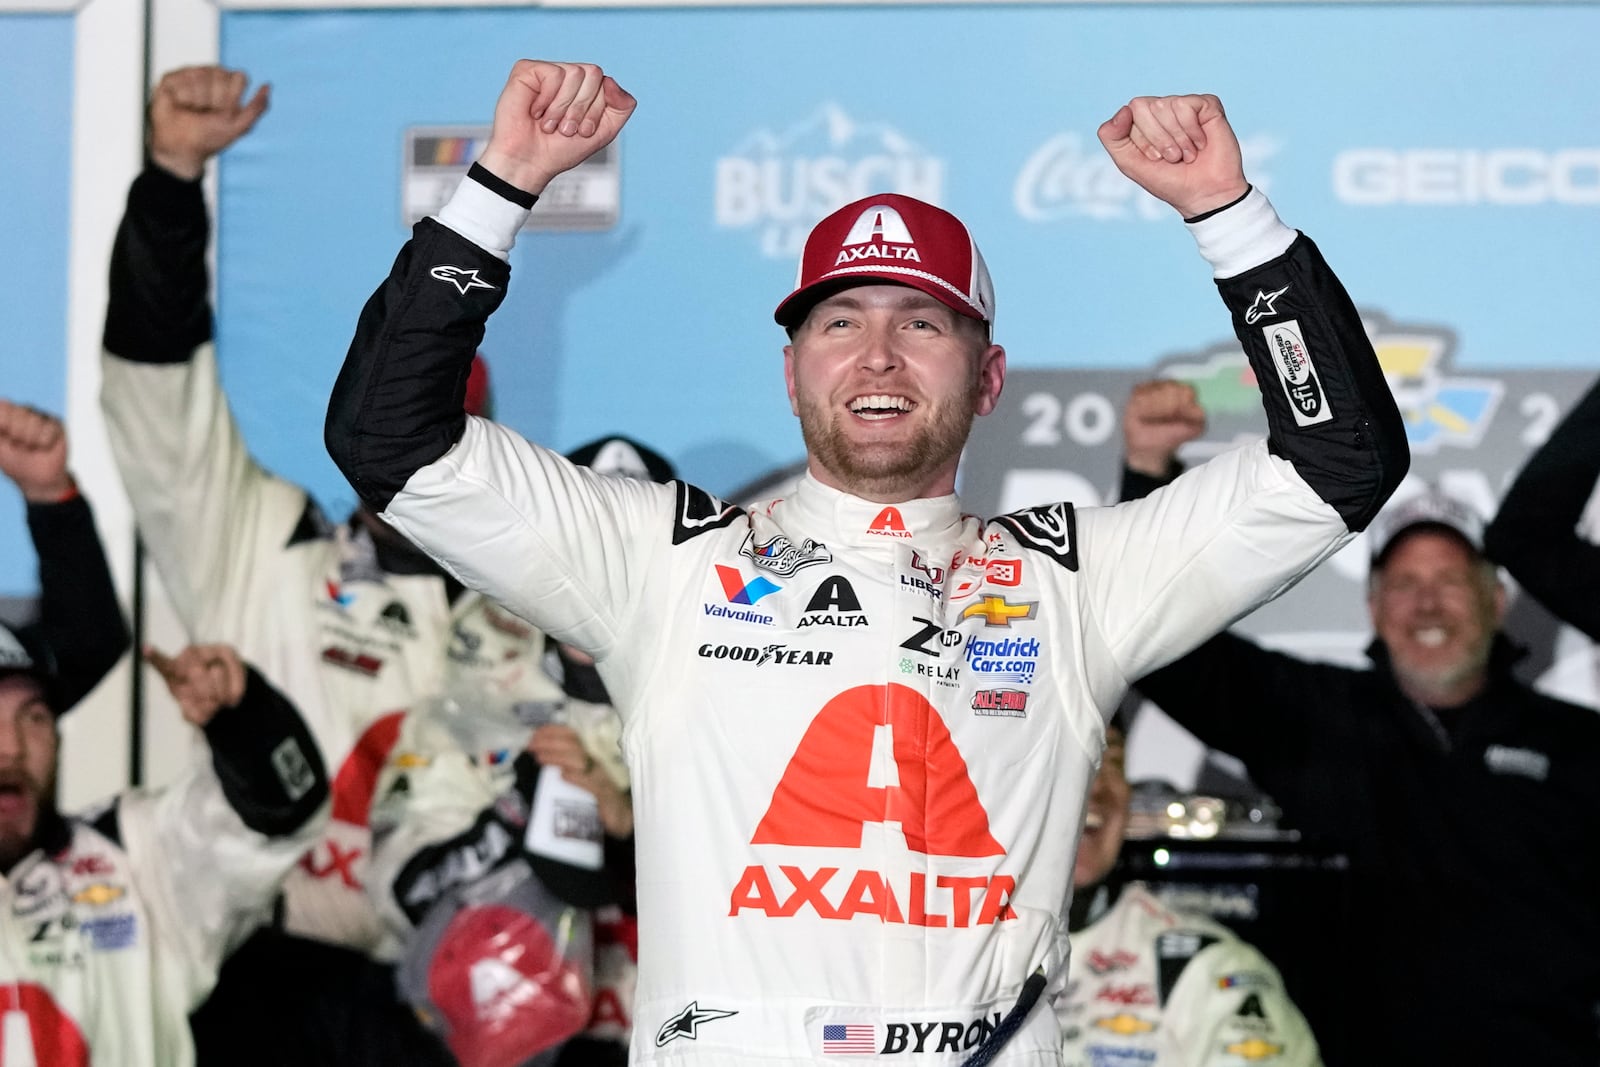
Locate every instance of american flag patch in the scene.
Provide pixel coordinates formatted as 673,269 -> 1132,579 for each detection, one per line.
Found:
822,1023 -> 876,1054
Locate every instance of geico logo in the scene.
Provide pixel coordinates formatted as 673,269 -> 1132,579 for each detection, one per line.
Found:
1334,148 -> 1600,205
696,643 -> 834,666
714,157 -> 944,225
728,865 -> 1017,928
882,1015 -> 1003,1055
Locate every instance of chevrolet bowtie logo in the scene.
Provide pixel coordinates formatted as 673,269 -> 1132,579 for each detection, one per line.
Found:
72,883 -> 125,907
961,596 -> 1037,627
1225,1038 -> 1284,1060
1093,1013 -> 1155,1036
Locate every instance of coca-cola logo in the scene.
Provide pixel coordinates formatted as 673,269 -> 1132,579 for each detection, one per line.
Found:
1013,132 -> 1280,223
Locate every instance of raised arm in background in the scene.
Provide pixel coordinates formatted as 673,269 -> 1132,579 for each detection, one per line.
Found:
0,400 -> 129,710
1484,375 -> 1600,639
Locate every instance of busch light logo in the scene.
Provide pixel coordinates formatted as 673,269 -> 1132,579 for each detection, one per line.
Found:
1013,131 -> 1280,222
715,105 -> 945,258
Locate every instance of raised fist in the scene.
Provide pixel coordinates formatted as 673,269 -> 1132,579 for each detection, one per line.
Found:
1123,379 -> 1206,477
1098,94 -> 1249,219
477,60 -> 636,195
0,400 -> 72,503
146,643 -> 248,728
148,65 -> 270,181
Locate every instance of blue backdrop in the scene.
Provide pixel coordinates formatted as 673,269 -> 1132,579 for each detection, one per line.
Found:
212,4 -> 1600,523
0,14 -> 73,597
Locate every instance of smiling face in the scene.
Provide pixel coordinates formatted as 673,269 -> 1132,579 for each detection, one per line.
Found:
783,284 -> 1005,503
1074,726 -> 1131,891
0,675 -> 57,872
1369,529 -> 1504,707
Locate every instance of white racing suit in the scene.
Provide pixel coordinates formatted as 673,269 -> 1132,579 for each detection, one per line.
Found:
0,670 -> 327,1066
325,174 -> 1407,1065
99,167 -> 564,959
1059,885 -> 1320,1067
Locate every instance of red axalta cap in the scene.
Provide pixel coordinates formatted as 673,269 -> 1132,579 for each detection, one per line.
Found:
425,902 -> 590,1067
774,193 -> 995,328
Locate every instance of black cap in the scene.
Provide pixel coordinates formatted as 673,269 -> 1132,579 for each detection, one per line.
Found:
564,436 -> 676,484
1369,487 -> 1485,570
0,623 -> 52,696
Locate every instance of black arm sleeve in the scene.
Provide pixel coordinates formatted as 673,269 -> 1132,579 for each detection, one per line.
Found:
1219,235 -> 1409,531
27,494 -> 130,712
1484,376 -> 1600,639
1117,464 -> 1180,508
391,752 -> 615,926
103,165 -> 212,364
1132,632 -> 1322,794
325,215 -> 512,511
203,667 -> 329,837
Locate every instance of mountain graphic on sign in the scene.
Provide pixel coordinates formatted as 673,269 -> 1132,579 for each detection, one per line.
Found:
728,104 -> 928,159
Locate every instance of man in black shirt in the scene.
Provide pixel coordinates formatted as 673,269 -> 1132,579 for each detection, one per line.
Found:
1120,379 -> 1600,1067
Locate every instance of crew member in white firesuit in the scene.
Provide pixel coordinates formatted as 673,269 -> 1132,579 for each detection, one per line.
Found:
97,66 -> 566,1063
1059,718 -> 1321,1067
0,626 -> 327,1067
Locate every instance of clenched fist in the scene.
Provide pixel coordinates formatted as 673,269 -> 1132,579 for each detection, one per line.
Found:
0,400 -> 73,503
477,60 -> 636,196
1098,94 -> 1249,219
146,644 -> 248,728
148,65 -> 270,181
1123,380 -> 1206,478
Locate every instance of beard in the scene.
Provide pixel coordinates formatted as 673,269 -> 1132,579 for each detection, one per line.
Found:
1389,630 -> 1495,706
0,786 -> 46,875
796,377 -> 979,499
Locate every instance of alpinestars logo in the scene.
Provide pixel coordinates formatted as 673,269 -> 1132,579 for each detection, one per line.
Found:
731,685 -> 1016,928
1243,285 -> 1290,325
715,105 -> 944,258
428,265 -> 497,295
656,1002 -> 738,1046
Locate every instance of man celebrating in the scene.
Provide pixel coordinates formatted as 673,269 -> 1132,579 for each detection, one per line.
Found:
1121,382 -> 1600,1066
327,61 -> 1405,1065
0,629 -> 327,1065
1061,719 -> 1322,1067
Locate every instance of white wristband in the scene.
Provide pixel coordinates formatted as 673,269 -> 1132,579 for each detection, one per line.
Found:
1186,187 -> 1297,280
434,174 -> 531,263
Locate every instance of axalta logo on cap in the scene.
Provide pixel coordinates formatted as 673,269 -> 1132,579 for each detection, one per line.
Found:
835,205 -> 921,266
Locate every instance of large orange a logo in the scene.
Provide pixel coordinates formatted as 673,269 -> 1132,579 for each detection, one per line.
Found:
751,685 -> 1003,857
